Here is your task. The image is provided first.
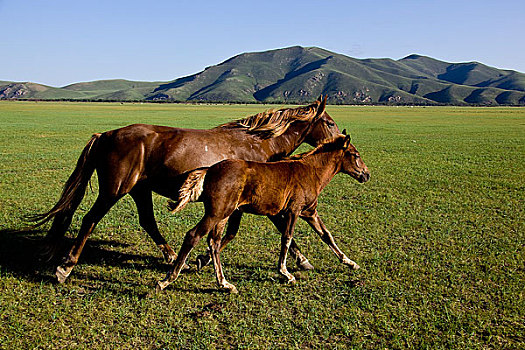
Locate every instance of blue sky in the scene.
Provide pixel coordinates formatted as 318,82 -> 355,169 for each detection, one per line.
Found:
1,0 -> 523,87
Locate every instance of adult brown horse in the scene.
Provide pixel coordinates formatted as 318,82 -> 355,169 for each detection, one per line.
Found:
31,97 -> 341,283
157,133 -> 370,293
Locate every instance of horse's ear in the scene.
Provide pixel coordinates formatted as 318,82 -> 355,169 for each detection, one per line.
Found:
342,129 -> 347,135
343,134 -> 351,149
316,95 -> 323,103
315,95 -> 327,118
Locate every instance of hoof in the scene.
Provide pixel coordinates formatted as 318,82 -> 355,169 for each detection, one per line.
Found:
221,282 -> 238,294
56,266 -> 70,284
156,280 -> 169,292
166,254 -> 177,265
297,259 -> 314,271
287,276 -> 297,284
158,244 -> 177,264
195,254 -> 211,271
343,257 -> 360,270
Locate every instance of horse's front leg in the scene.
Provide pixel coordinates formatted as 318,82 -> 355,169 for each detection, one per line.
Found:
129,186 -> 177,264
275,212 -> 299,283
301,210 -> 360,270
268,214 -> 314,271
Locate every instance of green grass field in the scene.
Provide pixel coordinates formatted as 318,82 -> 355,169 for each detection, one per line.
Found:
0,101 -> 523,349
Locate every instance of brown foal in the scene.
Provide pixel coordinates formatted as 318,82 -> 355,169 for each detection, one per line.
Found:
158,133 -> 370,293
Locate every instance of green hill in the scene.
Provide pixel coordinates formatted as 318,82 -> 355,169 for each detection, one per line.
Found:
2,46 -> 524,105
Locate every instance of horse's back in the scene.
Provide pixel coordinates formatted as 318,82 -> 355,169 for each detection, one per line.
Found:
202,159 -> 300,216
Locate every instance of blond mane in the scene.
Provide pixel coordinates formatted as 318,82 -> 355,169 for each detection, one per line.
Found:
284,134 -> 347,160
217,100 -> 322,138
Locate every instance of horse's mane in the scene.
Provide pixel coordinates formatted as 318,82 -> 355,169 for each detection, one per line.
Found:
217,100 -> 322,138
285,135 -> 347,160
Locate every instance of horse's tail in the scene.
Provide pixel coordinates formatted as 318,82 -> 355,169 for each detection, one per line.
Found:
167,168 -> 208,213
27,133 -> 102,230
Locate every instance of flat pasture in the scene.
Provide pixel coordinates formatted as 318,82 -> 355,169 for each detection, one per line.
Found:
0,101 -> 523,349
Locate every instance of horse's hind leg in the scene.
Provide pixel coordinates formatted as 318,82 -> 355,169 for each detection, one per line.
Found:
56,195 -> 120,283
196,210 -> 242,270
276,213 -> 299,283
129,186 -> 177,264
209,218 -> 237,293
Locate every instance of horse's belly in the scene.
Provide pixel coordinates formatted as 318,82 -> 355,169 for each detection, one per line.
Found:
240,194 -> 286,216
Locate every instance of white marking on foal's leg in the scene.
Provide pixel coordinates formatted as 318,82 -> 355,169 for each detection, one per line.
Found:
279,264 -> 296,284
284,271 -> 296,284
342,256 -> 360,270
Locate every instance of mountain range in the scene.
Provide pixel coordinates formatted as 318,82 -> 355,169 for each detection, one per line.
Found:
2,46 -> 524,105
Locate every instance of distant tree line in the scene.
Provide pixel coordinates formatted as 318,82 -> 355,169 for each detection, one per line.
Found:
1,97 -> 523,107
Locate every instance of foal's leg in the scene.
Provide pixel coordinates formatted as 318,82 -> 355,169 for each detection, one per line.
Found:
196,210 -> 243,270
197,211 -> 314,271
268,215 -> 314,270
275,213 -> 299,283
129,186 -> 177,264
208,218 -> 238,293
301,210 -> 360,270
156,216 -> 218,291
56,195 -> 121,283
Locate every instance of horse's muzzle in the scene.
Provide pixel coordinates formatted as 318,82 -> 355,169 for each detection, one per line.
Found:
358,172 -> 370,183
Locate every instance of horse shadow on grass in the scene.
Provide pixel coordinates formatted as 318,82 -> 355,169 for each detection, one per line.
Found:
0,227 -> 172,284
0,228 -> 327,294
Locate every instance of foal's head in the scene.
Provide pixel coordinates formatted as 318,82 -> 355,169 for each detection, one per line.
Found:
338,132 -> 370,183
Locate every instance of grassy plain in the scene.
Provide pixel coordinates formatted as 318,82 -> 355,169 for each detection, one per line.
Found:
0,101 -> 523,349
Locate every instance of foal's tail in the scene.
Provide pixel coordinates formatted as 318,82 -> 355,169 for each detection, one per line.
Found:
167,169 -> 208,213
27,133 -> 102,230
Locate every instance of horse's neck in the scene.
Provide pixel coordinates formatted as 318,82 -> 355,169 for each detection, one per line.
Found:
301,151 -> 342,192
262,122 -> 310,161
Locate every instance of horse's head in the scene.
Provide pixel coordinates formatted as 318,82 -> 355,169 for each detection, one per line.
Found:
304,96 -> 341,146
339,131 -> 370,183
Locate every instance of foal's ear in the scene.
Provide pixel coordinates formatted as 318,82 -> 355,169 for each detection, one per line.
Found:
343,134 -> 351,149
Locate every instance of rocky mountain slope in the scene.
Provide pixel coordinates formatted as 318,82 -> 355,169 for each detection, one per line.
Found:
2,46 -> 524,105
